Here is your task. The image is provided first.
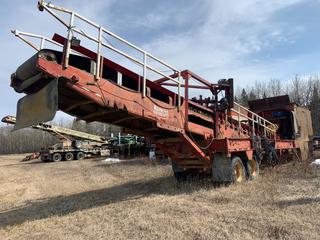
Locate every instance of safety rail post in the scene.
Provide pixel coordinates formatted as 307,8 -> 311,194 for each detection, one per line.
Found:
63,11 -> 74,69
137,76 -> 141,92
252,114 -> 255,134
184,72 -> 189,129
40,36 -> 45,49
96,26 -> 102,80
238,105 -> 241,136
225,109 -> 228,130
142,52 -> 147,98
177,71 -> 181,111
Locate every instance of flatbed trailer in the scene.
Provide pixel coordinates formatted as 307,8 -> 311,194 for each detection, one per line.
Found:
2,115 -> 149,162
40,146 -> 106,162
8,1 -> 311,182
1,115 -> 110,162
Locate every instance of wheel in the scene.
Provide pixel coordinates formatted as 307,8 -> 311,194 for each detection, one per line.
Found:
231,157 -> 246,183
52,153 -> 62,162
41,157 -> 49,162
76,151 -> 85,160
172,161 -> 189,182
41,154 -> 49,162
245,157 -> 260,180
64,152 -> 74,161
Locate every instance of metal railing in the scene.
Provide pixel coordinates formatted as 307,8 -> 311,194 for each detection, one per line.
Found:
155,70 -> 278,137
37,0 -> 182,107
11,29 -> 88,57
11,29 -> 63,52
232,102 -> 277,137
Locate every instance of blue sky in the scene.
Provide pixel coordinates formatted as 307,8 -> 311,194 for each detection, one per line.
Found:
1,0 -> 320,121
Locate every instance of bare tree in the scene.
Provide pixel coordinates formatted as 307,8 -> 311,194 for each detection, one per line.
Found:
268,78 -> 282,97
290,75 -> 304,106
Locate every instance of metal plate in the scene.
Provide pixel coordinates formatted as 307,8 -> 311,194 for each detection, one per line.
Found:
248,95 -> 290,112
13,78 -> 58,131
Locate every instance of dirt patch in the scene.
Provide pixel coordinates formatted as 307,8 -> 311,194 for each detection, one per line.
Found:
0,154 -> 319,240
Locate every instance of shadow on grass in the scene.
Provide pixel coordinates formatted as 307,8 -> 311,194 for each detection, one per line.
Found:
0,176 -> 211,228
275,197 -> 320,208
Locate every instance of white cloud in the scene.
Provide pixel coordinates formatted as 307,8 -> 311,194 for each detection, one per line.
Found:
136,0 -> 309,86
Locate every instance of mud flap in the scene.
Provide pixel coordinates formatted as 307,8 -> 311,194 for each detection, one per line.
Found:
212,153 -> 232,182
13,78 -> 58,130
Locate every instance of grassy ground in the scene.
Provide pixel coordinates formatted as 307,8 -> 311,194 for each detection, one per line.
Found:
0,154 -> 319,240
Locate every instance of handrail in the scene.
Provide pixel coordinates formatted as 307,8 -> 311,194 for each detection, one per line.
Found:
37,0 -> 182,108
11,29 -> 63,52
11,29 -> 86,57
232,102 -> 277,137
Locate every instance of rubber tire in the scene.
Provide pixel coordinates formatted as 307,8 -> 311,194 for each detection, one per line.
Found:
172,161 -> 189,182
231,157 -> 246,183
16,54 -> 39,81
52,153 -> 62,162
41,158 -> 49,163
76,152 -> 85,160
246,157 -> 260,181
65,152 -> 74,161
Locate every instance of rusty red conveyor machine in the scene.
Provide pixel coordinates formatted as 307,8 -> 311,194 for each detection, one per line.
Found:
9,1 -> 301,182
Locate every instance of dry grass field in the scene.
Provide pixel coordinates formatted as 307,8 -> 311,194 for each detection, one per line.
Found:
0,154 -> 319,240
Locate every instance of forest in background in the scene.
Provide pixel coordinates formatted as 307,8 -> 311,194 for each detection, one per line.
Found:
1,74 -> 319,154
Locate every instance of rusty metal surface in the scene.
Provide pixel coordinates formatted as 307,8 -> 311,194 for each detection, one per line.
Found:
35,57 -> 185,134
248,95 -> 291,112
274,140 -> 296,149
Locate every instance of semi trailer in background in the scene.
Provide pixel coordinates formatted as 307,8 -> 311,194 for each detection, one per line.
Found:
2,116 -> 149,162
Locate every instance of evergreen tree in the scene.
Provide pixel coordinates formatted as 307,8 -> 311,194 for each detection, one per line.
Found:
248,90 -> 257,101
240,89 -> 249,106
